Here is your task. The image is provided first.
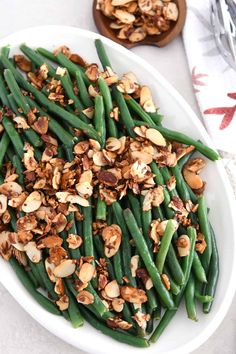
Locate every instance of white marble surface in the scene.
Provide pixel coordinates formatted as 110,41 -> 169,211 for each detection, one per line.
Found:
0,1 -> 235,353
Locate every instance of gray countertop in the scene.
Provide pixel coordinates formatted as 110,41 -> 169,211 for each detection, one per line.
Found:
0,0 -> 235,353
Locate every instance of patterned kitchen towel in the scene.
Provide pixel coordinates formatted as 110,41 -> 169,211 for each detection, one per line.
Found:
182,0 -> 236,153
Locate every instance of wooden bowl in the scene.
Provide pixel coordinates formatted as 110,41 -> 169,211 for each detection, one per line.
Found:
93,0 -> 186,48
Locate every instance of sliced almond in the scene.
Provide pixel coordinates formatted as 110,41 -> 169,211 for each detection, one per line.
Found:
78,262 -> 95,283
93,151 -> 107,166
130,150 -> 153,164
0,194 -> 8,214
56,192 -> 90,207
52,213 -> 67,233
79,170 -> 93,184
130,255 -> 139,277
183,169 -> 203,190
0,182 -> 22,197
66,234 -> 83,249
104,280 -> 120,298
176,235 -> 191,257
24,241 -> 42,263
74,141 -> 89,155
161,273 -> 171,290
146,128 -> 166,146
0,231 -> 12,260
113,9 -> 136,24
76,290 -> 94,305
97,170 -> 118,186
56,295 -> 69,311
112,0 -> 134,5
128,28 -> 147,43
112,298 -> 125,312
89,139 -> 101,151
106,137 -> 121,152
22,191 -> 42,213
102,224 -> 122,258
38,235 -> 63,249
45,258 -> 57,282
54,277 -> 65,295
76,181 -> 93,198
120,285 -> 147,304
53,259 -> 76,278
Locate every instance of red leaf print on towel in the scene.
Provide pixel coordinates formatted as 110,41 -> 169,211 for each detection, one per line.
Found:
204,93 -> 236,130
192,66 -> 208,93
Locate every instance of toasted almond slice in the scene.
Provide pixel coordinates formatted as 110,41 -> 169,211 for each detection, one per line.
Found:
56,295 -> 69,311
45,258 -> 57,282
97,170 -> 118,186
76,181 -> 93,197
176,235 -> 191,257
89,139 -> 101,151
78,262 -> 95,283
38,235 -> 63,249
145,277 -> 153,290
102,224 -> 122,258
0,182 -> 23,197
130,255 -> 139,277
183,169 -> 203,190
66,234 -> 83,249
56,192 -> 90,207
0,194 -> 7,214
105,280 -> 120,298
74,141 -> 89,155
128,28 -> 147,43
112,298 -> 125,312
76,290 -> 94,304
138,0 -> 153,12
185,158 -> 206,173
161,273 -> 171,290
93,151 -> 107,166
22,191 -> 42,213
0,231 -> 12,260
112,0 -> 134,5
163,2 -> 178,21
54,277 -> 65,295
11,241 -> 25,252
24,241 -> 42,263
13,116 -> 30,129
117,136 -> 126,154
120,285 -> 147,304
79,170 -> 93,184
106,137 -> 121,151
146,128 -> 166,146
113,9 -> 136,24
52,213 -> 67,233
130,151 -> 153,164
82,107 -> 94,119
133,125 -> 147,138
53,259 -> 76,278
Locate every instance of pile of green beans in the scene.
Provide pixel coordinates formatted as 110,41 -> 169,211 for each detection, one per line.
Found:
0,39 -> 219,347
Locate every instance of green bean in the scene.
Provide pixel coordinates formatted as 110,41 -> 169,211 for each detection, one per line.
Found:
203,225 -> 219,313
124,208 -> 174,309
25,96 -> 75,147
56,53 -> 89,86
194,281 -> 213,303
148,112 -> 163,125
7,93 -> 18,113
0,72 -> 10,106
112,87 -> 135,138
9,258 -> 60,315
94,95 -> 106,147
125,96 -> 156,127
133,120 -> 219,161
79,307 -> 149,348
2,116 -> 24,158
184,273 -> 198,321
0,55 -> 101,142
96,196 -> 107,221
0,131 -> 10,168
192,251 -> 207,283
98,77 -> 118,138
150,226 -> 196,342
112,202 -> 136,287
127,191 -> 142,229
35,260 -> 57,300
140,195 -> 153,254
60,73 -> 86,113
1,46 -> 10,58
146,314 -> 154,334
86,283 -> 108,317
178,149 -> 195,170
28,259 -> 45,289
20,44 -> 56,76
160,167 -> 178,198
95,39 -> 111,69
36,47 -> 59,64
4,68 -> 30,115
4,69 -> 43,148
66,287 -> 84,328
170,164 -> 190,202
146,288 -> 158,312
197,195 -> 212,272
156,220 -> 176,273
75,70 -> 93,108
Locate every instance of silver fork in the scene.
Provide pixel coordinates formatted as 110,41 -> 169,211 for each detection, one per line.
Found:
211,0 -> 236,70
